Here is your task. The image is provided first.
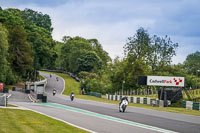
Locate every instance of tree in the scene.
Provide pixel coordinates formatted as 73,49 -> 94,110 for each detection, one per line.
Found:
21,8 -> 53,33
123,27 -> 178,74
60,36 -> 93,73
184,51 -> 200,75
0,23 -> 9,83
124,27 -> 151,62
0,8 -> 57,81
7,25 -> 33,77
21,9 -> 57,69
89,39 -> 111,68
151,35 -> 178,72
26,26 -> 57,69
0,8 -> 24,28
77,52 -> 102,73
0,23 -> 16,84
111,27 -> 179,91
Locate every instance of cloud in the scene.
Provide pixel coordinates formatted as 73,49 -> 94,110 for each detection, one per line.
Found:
0,0 -> 68,7
1,0 -> 200,64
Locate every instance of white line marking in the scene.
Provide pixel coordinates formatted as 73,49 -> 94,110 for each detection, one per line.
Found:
28,94 -> 36,102
7,94 -> 12,98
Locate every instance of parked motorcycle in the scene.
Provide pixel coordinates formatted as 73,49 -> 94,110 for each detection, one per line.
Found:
119,99 -> 128,112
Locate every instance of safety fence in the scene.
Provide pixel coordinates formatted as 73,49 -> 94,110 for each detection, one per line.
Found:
182,101 -> 200,111
106,94 -> 165,107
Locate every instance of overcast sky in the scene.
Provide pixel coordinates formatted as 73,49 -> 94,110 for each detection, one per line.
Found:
1,0 -> 200,64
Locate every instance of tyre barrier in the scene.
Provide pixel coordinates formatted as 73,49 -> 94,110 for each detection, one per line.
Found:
182,101 -> 200,111
106,94 -> 165,107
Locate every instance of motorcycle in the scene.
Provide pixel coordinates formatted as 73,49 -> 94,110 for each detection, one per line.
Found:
70,93 -> 74,101
119,99 -> 128,112
53,90 -> 56,96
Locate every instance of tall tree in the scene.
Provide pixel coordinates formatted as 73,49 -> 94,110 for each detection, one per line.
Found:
8,26 -> 33,77
0,23 -> 9,83
150,35 -> 178,73
124,27 -> 178,74
21,8 -> 53,33
124,27 -> 151,62
77,52 -> 102,73
26,25 -> 57,69
89,39 -> 111,68
184,51 -> 200,75
60,36 -> 93,73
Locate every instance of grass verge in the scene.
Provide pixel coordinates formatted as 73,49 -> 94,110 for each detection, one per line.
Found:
40,71 -> 200,116
39,75 -> 45,80
0,108 -> 88,133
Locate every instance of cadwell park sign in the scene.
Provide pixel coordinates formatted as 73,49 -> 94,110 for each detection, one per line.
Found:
147,76 -> 184,87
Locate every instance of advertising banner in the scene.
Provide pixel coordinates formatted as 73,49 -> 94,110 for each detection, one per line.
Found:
0,83 -> 3,90
147,76 -> 184,87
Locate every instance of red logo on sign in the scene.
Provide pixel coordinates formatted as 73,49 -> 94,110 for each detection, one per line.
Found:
173,78 -> 182,85
0,83 -> 3,90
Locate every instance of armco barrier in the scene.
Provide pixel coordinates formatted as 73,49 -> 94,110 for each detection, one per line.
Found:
86,92 -> 102,98
182,100 -> 200,111
106,94 -> 164,107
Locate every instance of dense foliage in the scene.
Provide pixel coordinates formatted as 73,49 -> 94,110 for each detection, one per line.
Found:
0,7 -> 199,93
0,7 -> 56,83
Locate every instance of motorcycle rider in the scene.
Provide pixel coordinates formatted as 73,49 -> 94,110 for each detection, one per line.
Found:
120,96 -> 128,105
53,88 -> 56,96
119,96 -> 128,112
70,92 -> 75,101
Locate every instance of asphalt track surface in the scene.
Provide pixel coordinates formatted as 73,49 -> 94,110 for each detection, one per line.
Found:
7,72 -> 200,133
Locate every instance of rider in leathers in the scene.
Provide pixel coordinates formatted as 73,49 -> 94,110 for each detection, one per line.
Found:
120,96 -> 128,105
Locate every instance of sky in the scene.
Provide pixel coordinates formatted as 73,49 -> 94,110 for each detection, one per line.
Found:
1,0 -> 200,64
